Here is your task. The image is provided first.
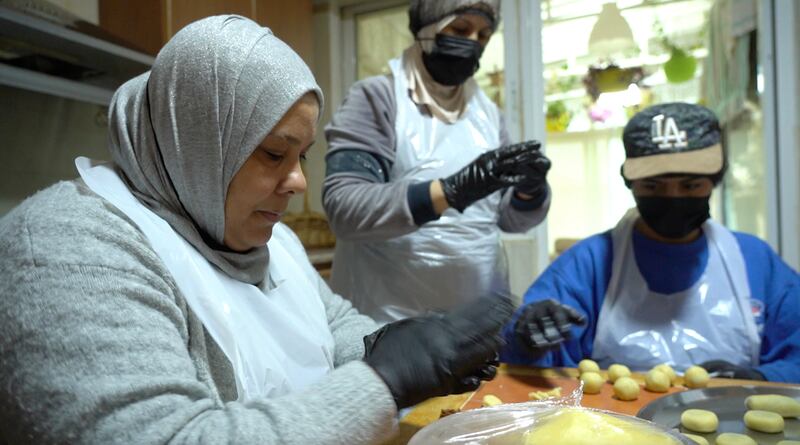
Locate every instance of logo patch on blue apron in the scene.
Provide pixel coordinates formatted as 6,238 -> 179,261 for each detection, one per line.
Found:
751,298 -> 765,335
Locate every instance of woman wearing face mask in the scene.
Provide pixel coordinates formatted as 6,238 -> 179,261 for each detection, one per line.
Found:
0,16 -> 512,444
323,0 -> 551,324
500,103 -> 800,383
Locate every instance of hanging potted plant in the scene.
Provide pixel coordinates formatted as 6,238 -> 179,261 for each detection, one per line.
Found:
656,20 -> 697,84
546,100 -> 572,132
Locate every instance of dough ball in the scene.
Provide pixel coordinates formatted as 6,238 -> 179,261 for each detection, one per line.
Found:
682,434 -> 709,445
645,369 -> 670,393
578,359 -> 600,374
608,364 -> 631,383
529,387 -> 563,401
745,394 -> 800,417
715,433 -> 757,445
613,376 -> 640,401
653,363 -> 678,385
743,409 -> 785,433
680,409 -> 718,433
580,372 -> 604,395
481,394 -> 503,407
683,366 -> 710,389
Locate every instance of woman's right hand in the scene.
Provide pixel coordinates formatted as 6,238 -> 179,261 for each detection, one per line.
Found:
439,140 -> 544,212
363,295 -> 513,409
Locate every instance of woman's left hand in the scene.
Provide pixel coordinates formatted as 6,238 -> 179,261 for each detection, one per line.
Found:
513,149 -> 551,201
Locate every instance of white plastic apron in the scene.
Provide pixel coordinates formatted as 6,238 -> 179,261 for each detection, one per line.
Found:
592,209 -> 761,371
76,157 -> 335,401
331,58 -> 508,324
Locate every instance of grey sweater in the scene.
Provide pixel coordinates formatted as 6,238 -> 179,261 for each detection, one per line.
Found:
0,180 -> 397,444
322,75 -> 550,242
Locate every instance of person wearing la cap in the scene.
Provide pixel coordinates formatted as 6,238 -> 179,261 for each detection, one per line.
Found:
0,15 -> 513,444
323,0 -> 551,324
500,102 -> 800,383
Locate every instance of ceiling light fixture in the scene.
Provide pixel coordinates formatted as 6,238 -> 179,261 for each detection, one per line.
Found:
588,2 -> 639,60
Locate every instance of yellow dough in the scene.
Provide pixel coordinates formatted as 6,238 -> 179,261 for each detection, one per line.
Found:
653,363 -> 678,386
481,394 -> 503,407
745,394 -> 800,417
743,409 -> 785,433
613,376 -> 640,401
578,359 -> 600,374
529,387 -> 563,401
524,408 -> 681,445
645,369 -> 671,393
715,433 -> 757,445
680,409 -> 718,433
683,366 -> 710,389
607,364 -> 631,383
682,434 -> 709,445
580,372 -> 604,395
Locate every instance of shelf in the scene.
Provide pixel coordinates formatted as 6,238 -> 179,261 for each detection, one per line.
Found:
0,3 -> 153,105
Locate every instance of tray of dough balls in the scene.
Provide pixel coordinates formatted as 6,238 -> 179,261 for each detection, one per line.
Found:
638,386 -> 800,445
430,360 -> 800,444
460,361 -> 691,416
409,360 -> 703,445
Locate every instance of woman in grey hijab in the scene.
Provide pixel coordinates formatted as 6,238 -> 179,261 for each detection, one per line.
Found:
0,15 -> 510,444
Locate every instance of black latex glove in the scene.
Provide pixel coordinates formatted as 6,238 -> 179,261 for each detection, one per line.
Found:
513,148 -> 551,200
363,295 -> 513,409
514,299 -> 586,355
440,140 -> 543,212
699,360 -> 765,381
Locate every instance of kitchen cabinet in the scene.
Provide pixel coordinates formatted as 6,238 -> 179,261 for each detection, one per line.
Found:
98,0 -> 313,64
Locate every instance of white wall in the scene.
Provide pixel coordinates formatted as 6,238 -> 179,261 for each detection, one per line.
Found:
291,1 -> 346,215
0,86 -> 109,215
773,0 -> 800,269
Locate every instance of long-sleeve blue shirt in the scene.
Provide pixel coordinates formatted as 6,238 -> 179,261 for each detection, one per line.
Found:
501,226 -> 800,383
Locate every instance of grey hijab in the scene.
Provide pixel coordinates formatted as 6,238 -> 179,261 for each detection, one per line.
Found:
107,15 -> 322,284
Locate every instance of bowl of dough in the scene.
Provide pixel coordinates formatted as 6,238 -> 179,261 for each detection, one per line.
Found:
408,405 -> 695,445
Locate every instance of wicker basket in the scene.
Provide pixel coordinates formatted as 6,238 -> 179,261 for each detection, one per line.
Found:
282,191 -> 336,249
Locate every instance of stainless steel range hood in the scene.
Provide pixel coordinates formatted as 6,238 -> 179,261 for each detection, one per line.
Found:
0,0 -> 154,106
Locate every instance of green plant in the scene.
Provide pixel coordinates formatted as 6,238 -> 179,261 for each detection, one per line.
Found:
546,100 -> 568,119
654,19 -> 698,84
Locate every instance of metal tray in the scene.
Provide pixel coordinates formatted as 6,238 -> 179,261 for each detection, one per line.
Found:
637,385 -> 800,444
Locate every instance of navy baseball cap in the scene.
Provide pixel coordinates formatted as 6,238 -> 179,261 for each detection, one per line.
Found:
621,102 -> 723,181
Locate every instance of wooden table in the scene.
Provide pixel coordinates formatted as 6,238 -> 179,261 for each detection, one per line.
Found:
381,365 -> 798,445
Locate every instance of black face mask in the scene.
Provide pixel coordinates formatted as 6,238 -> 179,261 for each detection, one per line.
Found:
635,196 -> 711,239
421,34 -> 484,86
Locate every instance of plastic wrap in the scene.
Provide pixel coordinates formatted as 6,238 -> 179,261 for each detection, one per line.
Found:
409,385 -> 693,445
